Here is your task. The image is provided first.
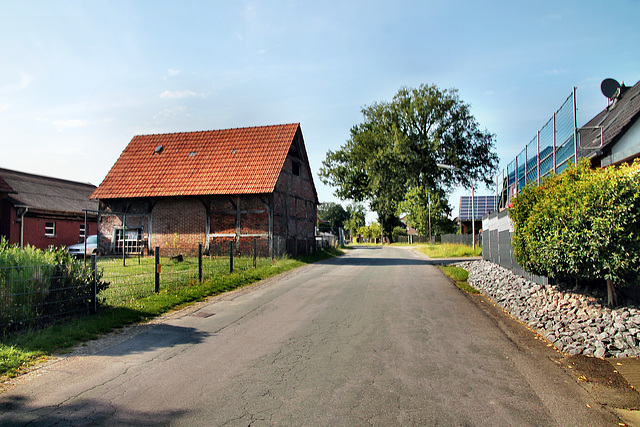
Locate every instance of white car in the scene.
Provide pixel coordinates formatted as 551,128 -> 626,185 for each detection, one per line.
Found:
67,235 -> 98,257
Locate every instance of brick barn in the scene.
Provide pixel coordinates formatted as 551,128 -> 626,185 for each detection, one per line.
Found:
90,123 -> 319,256
0,168 -> 98,250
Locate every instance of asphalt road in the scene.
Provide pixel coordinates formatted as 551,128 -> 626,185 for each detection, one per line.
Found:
0,246 -> 622,426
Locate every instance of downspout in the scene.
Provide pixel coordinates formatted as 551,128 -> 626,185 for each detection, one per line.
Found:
16,205 -> 29,249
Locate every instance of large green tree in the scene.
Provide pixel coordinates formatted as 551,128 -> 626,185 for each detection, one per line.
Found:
397,187 -> 458,236
317,202 -> 349,233
344,203 -> 366,241
320,84 -> 498,241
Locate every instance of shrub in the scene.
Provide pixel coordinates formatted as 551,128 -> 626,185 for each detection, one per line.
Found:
0,238 -> 109,332
510,160 -> 640,306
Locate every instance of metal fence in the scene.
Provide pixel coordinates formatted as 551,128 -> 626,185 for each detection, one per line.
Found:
394,235 -> 435,244
482,210 -> 549,286
394,234 -> 481,246
0,262 -> 97,334
497,89 -> 577,209
441,233 -> 481,247
0,238 -> 290,334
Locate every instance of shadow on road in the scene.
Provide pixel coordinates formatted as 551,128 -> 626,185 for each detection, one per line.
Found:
97,323 -> 210,357
315,246 -> 479,267
0,394 -> 186,425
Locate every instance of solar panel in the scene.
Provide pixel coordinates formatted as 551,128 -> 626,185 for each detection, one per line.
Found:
459,196 -> 498,220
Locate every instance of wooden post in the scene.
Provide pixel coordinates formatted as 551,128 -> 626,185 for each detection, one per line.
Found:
91,253 -> 97,313
155,247 -> 160,293
198,243 -> 203,282
253,237 -> 257,268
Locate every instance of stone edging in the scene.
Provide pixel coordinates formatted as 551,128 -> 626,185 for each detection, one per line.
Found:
454,260 -> 640,358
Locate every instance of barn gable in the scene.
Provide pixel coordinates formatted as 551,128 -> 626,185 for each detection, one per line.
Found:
92,123 -> 318,256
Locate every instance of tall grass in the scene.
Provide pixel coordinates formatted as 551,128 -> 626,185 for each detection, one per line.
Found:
416,243 -> 482,258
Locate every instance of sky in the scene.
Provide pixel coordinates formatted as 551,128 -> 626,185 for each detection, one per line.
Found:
1,0 -> 639,223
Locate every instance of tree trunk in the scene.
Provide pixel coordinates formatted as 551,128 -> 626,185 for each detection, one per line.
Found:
607,278 -> 619,308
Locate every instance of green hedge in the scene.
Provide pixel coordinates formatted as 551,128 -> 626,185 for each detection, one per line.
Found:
509,160 -> 640,305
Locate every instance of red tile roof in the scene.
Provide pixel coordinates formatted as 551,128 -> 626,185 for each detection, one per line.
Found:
91,123 -> 301,199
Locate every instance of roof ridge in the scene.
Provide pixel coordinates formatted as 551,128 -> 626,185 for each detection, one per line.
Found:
133,123 -> 300,138
0,167 -> 97,189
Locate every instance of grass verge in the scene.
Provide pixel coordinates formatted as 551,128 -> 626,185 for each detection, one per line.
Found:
417,243 -> 482,258
438,265 -> 480,294
0,247 -> 343,379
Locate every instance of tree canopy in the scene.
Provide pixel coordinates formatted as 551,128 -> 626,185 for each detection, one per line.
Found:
397,187 -> 458,236
320,84 -> 498,241
317,202 -> 349,233
343,203 -> 366,240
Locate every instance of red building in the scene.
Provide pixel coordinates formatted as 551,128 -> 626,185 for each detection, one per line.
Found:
91,123 -> 319,256
0,168 -> 98,250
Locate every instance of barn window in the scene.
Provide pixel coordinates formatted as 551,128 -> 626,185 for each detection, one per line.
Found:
45,221 -> 56,237
292,161 -> 300,176
79,223 -> 86,240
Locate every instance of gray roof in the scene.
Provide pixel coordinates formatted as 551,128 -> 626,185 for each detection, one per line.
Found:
0,175 -> 14,193
0,168 -> 98,214
580,79 -> 640,160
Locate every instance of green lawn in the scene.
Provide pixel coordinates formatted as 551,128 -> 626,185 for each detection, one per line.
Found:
0,247 -> 343,379
438,265 -> 480,294
416,243 -> 482,258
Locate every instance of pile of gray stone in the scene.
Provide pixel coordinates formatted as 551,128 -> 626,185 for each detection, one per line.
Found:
454,260 -> 640,358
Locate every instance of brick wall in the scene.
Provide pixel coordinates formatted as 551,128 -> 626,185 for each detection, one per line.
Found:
0,200 -> 97,250
152,198 -> 207,256
272,132 -> 318,255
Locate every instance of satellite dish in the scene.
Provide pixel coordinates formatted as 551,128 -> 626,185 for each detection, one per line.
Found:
601,78 -> 621,99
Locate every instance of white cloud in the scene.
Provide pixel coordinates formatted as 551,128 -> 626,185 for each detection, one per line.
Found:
159,90 -> 199,99
0,74 -> 32,94
168,69 -> 180,76
543,69 -> 568,76
242,4 -> 257,20
153,106 -> 190,123
47,117 -> 113,131
51,119 -> 87,131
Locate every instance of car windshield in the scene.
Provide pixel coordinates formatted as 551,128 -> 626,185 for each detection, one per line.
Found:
86,235 -> 97,244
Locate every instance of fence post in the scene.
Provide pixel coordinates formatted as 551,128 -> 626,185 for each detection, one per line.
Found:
198,243 -> 203,282
91,253 -> 97,313
230,240 -> 234,273
155,246 -> 160,293
253,238 -> 257,268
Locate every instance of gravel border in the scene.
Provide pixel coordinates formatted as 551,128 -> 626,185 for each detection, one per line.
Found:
454,260 -> 640,358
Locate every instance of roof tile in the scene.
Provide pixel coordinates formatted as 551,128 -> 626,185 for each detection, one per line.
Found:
91,123 -> 300,199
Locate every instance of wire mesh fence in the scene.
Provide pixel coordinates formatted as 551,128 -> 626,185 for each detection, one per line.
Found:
0,262 -> 98,334
497,89 -> 577,210
0,237 -> 291,334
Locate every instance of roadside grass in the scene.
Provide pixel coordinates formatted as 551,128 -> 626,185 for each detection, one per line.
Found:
438,265 -> 480,294
417,243 -> 482,258
0,247 -> 343,379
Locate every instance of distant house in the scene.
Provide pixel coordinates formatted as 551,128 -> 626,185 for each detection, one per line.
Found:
91,123 -> 319,256
0,168 -> 98,250
580,78 -> 640,167
459,195 -> 498,234
399,215 -> 418,236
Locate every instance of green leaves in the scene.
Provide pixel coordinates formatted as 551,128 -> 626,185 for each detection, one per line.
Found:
510,160 -> 640,288
319,83 -> 499,239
